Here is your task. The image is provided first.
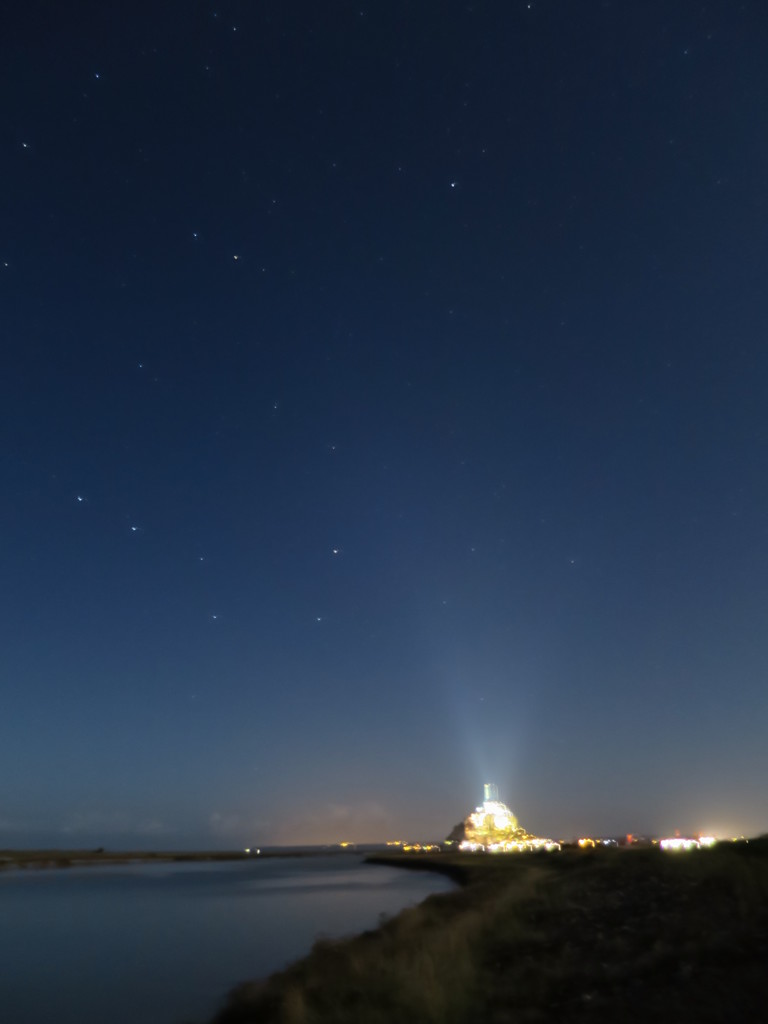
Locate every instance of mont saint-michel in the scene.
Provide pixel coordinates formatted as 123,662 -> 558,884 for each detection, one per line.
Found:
446,783 -> 560,853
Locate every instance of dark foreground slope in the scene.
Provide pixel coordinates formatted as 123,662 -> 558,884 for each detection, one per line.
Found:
211,839 -> 768,1024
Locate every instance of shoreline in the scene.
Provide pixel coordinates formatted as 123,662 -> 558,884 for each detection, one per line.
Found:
0,846 -> 360,872
364,850 -> 472,886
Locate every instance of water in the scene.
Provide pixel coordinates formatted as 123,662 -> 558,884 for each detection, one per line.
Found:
0,854 -> 453,1024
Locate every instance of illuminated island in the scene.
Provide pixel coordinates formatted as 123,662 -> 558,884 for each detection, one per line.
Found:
446,783 -> 560,853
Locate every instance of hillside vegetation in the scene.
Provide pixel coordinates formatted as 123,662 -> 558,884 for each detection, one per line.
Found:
211,839 -> 768,1023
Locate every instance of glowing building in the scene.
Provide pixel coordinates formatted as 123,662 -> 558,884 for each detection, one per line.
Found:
447,783 -> 560,853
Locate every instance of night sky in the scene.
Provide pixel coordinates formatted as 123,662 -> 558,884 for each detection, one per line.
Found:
3,1 -> 767,849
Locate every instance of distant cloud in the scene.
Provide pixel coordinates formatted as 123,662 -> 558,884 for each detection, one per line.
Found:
205,801 -> 391,846
325,801 -> 389,824
0,815 -> 26,833
208,811 -> 272,840
272,800 -> 392,845
59,810 -> 173,837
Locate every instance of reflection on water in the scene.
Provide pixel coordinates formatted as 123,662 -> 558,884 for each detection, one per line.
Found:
0,854 -> 453,1024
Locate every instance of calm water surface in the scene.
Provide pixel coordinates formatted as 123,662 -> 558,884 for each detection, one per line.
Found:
0,854 -> 453,1024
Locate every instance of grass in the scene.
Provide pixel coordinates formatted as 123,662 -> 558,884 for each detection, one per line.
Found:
210,839 -> 768,1023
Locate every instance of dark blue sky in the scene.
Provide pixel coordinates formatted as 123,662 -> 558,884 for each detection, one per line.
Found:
3,1 -> 767,848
